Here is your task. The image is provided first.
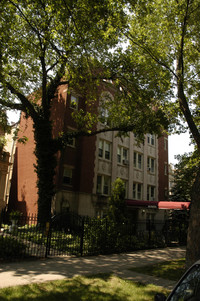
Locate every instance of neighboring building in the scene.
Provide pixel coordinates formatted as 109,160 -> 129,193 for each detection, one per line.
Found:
9,83 -> 169,220
0,127 -> 16,211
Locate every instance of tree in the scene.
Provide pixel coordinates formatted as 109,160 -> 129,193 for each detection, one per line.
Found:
170,152 -> 199,203
107,178 -> 127,223
0,1 -> 168,222
125,0 -> 200,267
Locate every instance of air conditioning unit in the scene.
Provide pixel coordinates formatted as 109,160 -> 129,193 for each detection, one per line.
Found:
123,159 -> 129,165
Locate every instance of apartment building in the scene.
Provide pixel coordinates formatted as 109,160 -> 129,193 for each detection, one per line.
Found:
9,84 -> 169,219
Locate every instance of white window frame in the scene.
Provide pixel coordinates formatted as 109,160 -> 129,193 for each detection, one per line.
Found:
147,185 -> 155,201
147,134 -> 155,146
99,91 -> 113,125
133,182 -> 143,200
100,107 -> 109,125
98,139 -> 111,161
96,175 -> 111,195
133,152 -> 143,170
117,146 -> 129,165
147,157 -> 155,173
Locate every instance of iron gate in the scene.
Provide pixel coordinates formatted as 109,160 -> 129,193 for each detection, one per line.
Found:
46,212 -> 85,257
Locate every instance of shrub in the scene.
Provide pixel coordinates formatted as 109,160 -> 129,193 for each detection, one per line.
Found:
0,236 -> 27,260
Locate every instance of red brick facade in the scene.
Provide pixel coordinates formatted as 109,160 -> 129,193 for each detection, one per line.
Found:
158,134 -> 169,201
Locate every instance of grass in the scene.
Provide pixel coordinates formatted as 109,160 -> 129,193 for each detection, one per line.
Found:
129,258 -> 186,282
0,273 -> 169,301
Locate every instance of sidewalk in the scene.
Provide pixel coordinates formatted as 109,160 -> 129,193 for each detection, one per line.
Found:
0,247 -> 185,290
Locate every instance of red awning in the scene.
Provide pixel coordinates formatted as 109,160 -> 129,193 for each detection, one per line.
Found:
126,200 -> 190,210
158,201 -> 190,210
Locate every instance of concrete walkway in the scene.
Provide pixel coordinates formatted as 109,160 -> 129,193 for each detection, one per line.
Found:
0,247 -> 185,290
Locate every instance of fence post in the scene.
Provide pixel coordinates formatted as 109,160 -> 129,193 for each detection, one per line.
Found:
80,217 -> 85,256
148,219 -> 151,247
0,210 -> 2,228
45,221 -> 52,258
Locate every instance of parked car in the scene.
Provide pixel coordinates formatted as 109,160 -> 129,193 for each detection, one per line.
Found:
155,260 -> 200,300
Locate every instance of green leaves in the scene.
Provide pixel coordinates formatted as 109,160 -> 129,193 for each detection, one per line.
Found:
170,150 -> 199,202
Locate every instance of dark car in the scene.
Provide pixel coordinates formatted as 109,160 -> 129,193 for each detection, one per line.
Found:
155,260 -> 200,301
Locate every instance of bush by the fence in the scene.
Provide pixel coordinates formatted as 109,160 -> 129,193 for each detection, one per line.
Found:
0,236 -> 27,260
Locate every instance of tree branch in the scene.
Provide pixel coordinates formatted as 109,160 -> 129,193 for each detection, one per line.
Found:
46,58 -> 68,104
0,99 -> 23,111
55,124 -> 140,151
4,81 -> 38,120
125,32 -> 177,79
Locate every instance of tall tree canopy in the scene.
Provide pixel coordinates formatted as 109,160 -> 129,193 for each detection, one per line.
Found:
0,0 -> 168,222
170,151 -> 199,203
125,0 -> 200,267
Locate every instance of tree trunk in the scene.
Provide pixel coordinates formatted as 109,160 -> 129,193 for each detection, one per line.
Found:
186,166 -> 200,269
33,116 -> 57,223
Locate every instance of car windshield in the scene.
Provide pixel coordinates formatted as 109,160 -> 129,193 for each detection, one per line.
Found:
168,264 -> 200,301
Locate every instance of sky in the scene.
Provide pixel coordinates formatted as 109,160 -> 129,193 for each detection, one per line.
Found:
168,132 -> 194,165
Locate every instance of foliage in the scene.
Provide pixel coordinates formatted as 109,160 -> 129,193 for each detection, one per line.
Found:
0,136 -> 6,150
170,151 -> 199,202
0,0 -> 129,221
107,178 -> 127,223
0,236 -> 27,259
0,1 -> 170,221
125,0 -> 200,141
124,0 -> 200,268
9,210 -> 22,221
0,109 -> 11,151
0,109 -> 10,133
0,274 -> 169,301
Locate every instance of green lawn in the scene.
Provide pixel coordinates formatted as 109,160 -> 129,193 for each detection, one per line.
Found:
129,258 -> 186,282
0,273 -> 169,301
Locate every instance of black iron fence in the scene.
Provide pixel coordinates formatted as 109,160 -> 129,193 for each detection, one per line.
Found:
0,210 -> 188,261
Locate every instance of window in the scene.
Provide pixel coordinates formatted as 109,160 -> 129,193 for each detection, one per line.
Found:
67,137 -> 75,148
147,157 -> 155,173
147,185 -> 155,201
133,152 -> 143,169
99,91 -> 113,125
97,175 -> 111,195
117,147 -> 121,163
70,95 -> 78,110
133,183 -> 142,200
117,146 -> 129,164
147,134 -> 155,146
98,140 -> 111,160
99,140 -> 103,158
63,167 -> 73,185
100,107 -> 109,125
